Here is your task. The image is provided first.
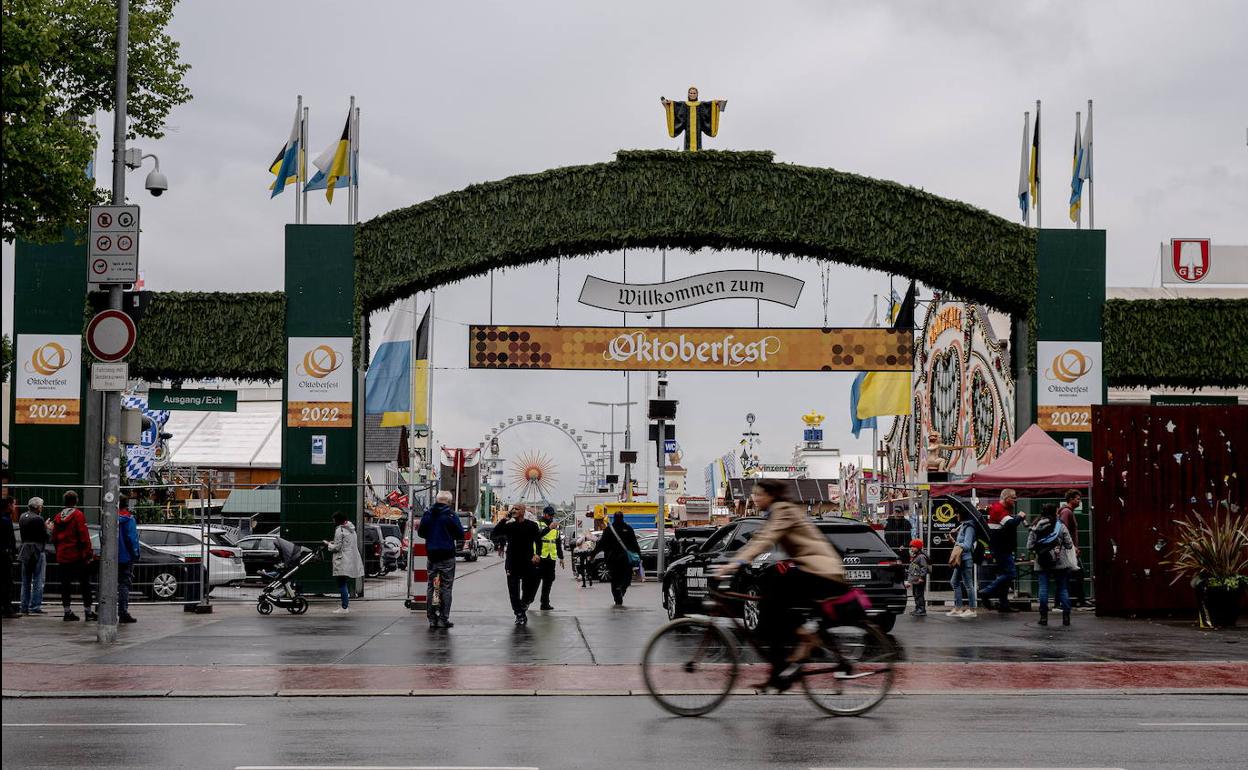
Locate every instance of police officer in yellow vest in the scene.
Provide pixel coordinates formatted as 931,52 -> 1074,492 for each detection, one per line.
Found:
537,506 -> 566,611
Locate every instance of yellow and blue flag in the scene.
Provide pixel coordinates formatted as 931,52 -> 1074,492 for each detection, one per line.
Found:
854,282 -> 915,427
365,299 -> 430,430
1017,112 -> 1030,223
269,106 -> 301,198
307,113 -> 352,203
1029,109 -> 1040,211
1069,119 -> 1084,222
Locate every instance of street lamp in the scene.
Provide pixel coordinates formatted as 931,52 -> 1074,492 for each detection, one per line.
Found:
589,400 -> 636,493
585,429 -> 623,490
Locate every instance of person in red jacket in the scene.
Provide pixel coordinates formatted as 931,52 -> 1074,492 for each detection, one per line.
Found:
51,491 -> 96,621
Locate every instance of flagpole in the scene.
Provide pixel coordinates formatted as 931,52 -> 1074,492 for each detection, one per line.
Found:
1035,99 -> 1042,229
426,290 -> 437,508
347,95 -> 355,225
295,95 -> 302,225
301,104 -> 309,224
1075,110 -> 1082,230
352,105 -> 361,226
1086,99 -> 1094,230
408,295 -> 418,520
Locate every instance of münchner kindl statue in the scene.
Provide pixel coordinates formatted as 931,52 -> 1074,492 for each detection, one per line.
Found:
660,86 -> 726,152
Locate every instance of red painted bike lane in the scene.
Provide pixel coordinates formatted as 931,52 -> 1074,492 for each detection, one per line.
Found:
4,660 -> 1245,696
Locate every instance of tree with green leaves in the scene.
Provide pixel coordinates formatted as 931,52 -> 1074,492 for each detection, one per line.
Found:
1,0 -> 191,243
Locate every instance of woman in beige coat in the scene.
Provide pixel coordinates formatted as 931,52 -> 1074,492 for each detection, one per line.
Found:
716,478 -> 848,689
324,512 -> 364,614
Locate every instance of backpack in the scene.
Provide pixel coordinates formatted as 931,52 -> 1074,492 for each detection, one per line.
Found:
972,535 -> 988,565
1033,521 -> 1062,570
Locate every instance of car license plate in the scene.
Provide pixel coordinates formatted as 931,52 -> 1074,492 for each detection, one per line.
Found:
846,569 -> 872,582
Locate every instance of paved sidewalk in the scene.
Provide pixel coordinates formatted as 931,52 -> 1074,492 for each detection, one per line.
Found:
4,560 -> 1245,697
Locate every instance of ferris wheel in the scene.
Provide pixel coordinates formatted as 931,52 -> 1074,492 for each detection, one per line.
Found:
480,413 -> 597,492
510,450 -> 559,502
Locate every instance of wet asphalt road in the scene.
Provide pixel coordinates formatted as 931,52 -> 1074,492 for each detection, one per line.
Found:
14,553 -> 1240,669
3,693 -> 1247,769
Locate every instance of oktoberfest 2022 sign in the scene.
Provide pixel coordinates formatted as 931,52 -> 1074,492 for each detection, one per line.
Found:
469,326 -> 912,372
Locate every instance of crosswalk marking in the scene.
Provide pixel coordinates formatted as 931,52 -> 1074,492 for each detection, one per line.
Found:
1138,722 -> 1247,727
235,766 -> 539,770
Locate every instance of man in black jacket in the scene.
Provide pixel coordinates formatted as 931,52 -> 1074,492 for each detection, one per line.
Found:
492,504 -> 541,626
981,506 -> 1027,612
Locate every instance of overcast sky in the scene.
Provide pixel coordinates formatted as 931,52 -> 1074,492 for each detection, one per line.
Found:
4,1 -> 1246,501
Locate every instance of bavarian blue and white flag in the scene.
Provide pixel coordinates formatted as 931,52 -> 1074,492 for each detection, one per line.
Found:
122,394 -> 170,482
366,297 -> 430,429
268,104 -> 301,198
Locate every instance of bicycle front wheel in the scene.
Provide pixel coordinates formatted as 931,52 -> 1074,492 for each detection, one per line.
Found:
801,621 -> 897,716
641,617 -> 740,717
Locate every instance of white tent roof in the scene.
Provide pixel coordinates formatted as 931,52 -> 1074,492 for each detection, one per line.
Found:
164,400 -> 281,469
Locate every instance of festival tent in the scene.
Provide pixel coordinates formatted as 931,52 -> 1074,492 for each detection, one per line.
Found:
929,424 -> 1093,497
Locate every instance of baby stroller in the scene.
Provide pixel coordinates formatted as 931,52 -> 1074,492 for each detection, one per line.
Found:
256,539 -> 321,615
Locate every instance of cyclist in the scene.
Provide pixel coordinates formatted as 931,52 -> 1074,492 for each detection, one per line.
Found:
714,478 -> 850,690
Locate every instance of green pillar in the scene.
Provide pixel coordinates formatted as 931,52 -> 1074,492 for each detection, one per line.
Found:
9,236 -> 89,506
1033,229 -> 1106,460
281,225 -> 359,592
1033,229 -> 1105,602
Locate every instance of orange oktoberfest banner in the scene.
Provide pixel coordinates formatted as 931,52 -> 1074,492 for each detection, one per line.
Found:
16,334 -> 81,425
468,326 -> 913,372
287,337 -> 353,427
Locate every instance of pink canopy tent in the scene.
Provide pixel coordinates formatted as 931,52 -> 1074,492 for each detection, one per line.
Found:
929,424 -> 1093,498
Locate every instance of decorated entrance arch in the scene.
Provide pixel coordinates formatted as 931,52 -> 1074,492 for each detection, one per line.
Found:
12,146 -> 1248,593
354,150 -> 1037,317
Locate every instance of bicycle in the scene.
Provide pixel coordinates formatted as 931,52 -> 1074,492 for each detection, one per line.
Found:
641,576 -> 898,717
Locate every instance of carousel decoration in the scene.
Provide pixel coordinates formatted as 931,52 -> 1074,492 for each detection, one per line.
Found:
510,450 -> 559,502
885,295 -> 1014,484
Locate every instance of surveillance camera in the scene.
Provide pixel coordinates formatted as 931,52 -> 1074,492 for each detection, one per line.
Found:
145,169 -> 168,196
645,313 -> 654,320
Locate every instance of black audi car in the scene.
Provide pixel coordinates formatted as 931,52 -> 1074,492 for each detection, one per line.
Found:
660,516 -> 907,632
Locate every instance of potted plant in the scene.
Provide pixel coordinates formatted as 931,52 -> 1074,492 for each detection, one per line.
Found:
1163,509 -> 1248,628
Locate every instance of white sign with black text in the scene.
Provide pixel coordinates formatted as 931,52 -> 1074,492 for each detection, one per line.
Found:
88,205 -> 140,285
579,270 -> 804,313
91,362 -> 130,392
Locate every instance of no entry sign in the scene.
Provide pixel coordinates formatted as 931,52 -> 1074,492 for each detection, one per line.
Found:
86,309 -> 138,362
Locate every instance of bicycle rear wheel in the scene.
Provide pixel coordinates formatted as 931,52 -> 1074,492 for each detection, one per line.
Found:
641,618 -> 740,717
801,621 -> 897,716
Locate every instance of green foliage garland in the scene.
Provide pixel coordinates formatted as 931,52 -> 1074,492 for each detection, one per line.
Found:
355,150 -> 1038,316
1103,298 -> 1248,388
127,292 -> 285,381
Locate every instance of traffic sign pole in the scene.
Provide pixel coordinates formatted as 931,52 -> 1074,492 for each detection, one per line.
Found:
96,0 -> 130,645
